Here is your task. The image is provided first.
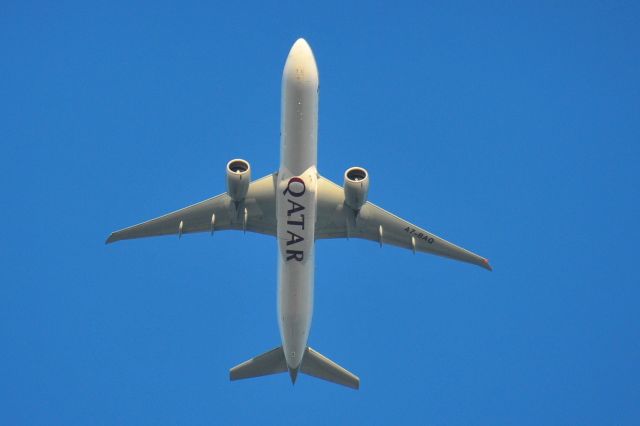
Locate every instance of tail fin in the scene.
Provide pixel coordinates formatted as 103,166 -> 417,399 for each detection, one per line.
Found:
229,346 -> 359,390
301,347 -> 360,390
229,346 -> 287,381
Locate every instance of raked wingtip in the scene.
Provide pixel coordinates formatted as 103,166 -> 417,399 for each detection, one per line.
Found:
482,258 -> 493,271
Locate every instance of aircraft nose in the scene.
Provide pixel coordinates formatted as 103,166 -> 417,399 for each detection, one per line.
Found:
283,38 -> 318,85
289,38 -> 312,57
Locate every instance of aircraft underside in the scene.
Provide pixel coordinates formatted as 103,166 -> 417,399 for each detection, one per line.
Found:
106,38 -> 491,390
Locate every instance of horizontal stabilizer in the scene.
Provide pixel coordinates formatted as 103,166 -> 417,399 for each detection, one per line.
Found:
301,347 -> 359,390
230,346 -> 287,381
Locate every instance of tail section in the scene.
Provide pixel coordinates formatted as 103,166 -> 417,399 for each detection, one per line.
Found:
229,346 -> 287,381
300,347 -> 359,389
229,346 -> 359,390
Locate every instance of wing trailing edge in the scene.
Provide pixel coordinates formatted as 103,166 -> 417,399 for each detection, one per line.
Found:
315,175 -> 492,271
105,173 -> 278,244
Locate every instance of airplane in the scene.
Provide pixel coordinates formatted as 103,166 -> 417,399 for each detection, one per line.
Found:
106,38 -> 492,390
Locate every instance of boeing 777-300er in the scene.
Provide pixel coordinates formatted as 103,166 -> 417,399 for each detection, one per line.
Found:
106,38 -> 491,390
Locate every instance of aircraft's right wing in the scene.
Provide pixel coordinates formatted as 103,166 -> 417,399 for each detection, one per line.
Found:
106,173 -> 278,244
315,175 -> 492,270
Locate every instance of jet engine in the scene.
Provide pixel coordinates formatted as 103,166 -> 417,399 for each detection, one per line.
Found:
343,166 -> 369,210
226,159 -> 251,201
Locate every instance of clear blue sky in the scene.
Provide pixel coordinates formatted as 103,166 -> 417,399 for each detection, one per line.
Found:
2,1 -> 639,424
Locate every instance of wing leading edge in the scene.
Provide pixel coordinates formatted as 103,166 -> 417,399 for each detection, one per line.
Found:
315,175 -> 492,271
106,173 -> 278,244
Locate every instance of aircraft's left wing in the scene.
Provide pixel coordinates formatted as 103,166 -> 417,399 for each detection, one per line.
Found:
315,175 -> 492,270
106,173 -> 277,244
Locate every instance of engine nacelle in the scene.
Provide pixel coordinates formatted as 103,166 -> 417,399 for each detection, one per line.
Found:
226,159 -> 251,201
343,166 -> 369,210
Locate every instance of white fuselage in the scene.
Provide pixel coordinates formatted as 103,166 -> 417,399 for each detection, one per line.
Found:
276,39 -> 319,370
